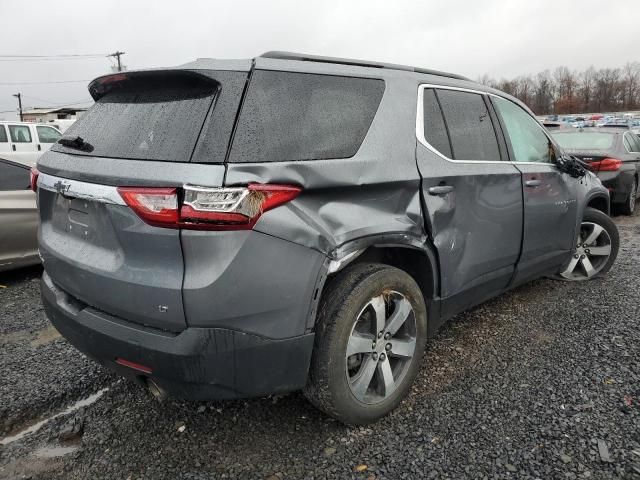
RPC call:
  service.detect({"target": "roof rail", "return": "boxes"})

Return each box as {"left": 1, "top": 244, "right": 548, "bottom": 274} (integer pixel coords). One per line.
{"left": 259, "top": 51, "right": 469, "bottom": 81}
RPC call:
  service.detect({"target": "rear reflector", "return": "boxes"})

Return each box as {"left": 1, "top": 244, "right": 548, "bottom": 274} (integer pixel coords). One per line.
{"left": 117, "top": 184, "right": 301, "bottom": 230}
{"left": 30, "top": 168, "right": 39, "bottom": 192}
{"left": 115, "top": 358, "right": 153, "bottom": 374}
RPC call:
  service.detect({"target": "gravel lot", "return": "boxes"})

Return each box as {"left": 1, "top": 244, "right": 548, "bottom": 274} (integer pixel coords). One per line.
{"left": 1, "top": 212, "right": 639, "bottom": 480}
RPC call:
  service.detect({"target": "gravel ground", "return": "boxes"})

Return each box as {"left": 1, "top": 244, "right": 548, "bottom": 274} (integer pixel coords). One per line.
{"left": 1, "top": 213, "right": 639, "bottom": 479}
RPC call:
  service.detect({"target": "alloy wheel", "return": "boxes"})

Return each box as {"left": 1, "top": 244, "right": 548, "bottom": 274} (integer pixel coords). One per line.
{"left": 560, "top": 221, "right": 612, "bottom": 280}
{"left": 345, "top": 291, "right": 417, "bottom": 404}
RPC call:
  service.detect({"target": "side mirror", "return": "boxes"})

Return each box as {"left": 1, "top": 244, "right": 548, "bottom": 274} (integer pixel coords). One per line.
{"left": 556, "top": 155, "right": 587, "bottom": 178}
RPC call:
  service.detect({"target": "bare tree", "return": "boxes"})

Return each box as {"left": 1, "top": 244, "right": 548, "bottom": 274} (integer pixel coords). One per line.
{"left": 481, "top": 63, "right": 637, "bottom": 115}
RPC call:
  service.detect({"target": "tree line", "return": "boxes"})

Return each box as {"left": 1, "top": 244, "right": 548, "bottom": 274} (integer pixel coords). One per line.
{"left": 478, "top": 62, "right": 640, "bottom": 115}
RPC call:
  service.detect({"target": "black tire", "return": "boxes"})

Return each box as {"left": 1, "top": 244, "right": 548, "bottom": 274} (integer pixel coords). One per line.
{"left": 556, "top": 207, "right": 619, "bottom": 281}
{"left": 304, "top": 263, "right": 427, "bottom": 425}
{"left": 618, "top": 177, "right": 637, "bottom": 216}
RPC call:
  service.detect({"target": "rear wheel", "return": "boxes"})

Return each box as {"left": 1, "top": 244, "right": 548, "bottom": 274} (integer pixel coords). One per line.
{"left": 304, "top": 263, "right": 427, "bottom": 425}
{"left": 558, "top": 207, "right": 619, "bottom": 281}
{"left": 618, "top": 177, "right": 637, "bottom": 216}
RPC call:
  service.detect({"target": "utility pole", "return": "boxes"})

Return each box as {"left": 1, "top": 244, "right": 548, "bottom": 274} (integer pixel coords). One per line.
{"left": 12, "top": 93, "right": 23, "bottom": 121}
{"left": 107, "top": 51, "right": 126, "bottom": 72}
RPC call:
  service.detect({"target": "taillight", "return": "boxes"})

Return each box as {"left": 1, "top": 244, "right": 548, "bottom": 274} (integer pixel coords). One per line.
{"left": 117, "top": 184, "right": 301, "bottom": 230}
{"left": 117, "top": 187, "right": 179, "bottom": 227}
{"left": 592, "top": 158, "right": 622, "bottom": 172}
{"left": 30, "top": 168, "right": 39, "bottom": 192}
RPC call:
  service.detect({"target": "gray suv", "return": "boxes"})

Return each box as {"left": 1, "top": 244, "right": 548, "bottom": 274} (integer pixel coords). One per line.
{"left": 35, "top": 52, "right": 619, "bottom": 424}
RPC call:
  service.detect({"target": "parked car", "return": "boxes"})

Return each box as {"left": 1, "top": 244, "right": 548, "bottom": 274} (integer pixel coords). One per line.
{"left": 552, "top": 128, "right": 640, "bottom": 215}
{"left": 0, "top": 121, "right": 62, "bottom": 167}
{"left": 0, "top": 158, "right": 38, "bottom": 272}
{"left": 35, "top": 52, "right": 618, "bottom": 425}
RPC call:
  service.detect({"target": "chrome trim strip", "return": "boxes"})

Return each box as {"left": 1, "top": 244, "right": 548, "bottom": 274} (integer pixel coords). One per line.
{"left": 415, "top": 84, "right": 558, "bottom": 167}
{"left": 37, "top": 172, "right": 126, "bottom": 205}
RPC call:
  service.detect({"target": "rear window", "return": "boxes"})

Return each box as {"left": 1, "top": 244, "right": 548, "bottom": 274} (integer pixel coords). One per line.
{"left": 229, "top": 71, "right": 385, "bottom": 163}
{"left": 53, "top": 72, "right": 218, "bottom": 162}
{"left": 552, "top": 132, "right": 615, "bottom": 150}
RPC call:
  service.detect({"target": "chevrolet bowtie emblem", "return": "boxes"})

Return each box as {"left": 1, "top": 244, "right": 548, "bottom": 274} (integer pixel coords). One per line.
{"left": 53, "top": 180, "right": 71, "bottom": 194}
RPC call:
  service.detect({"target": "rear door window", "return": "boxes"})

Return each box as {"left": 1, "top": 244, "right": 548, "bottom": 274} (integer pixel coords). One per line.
{"left": 9, "top": 125, "right": 32, "bottom": 143}
{"left": 53, "top": 72, "right": 219, "bottom": 162}
{"left": 422, "top": 89, "right": 452, "bottom": 158}
{"left": 623, "top": 133, "right": 640, "bottom": 152}
{"left": 436, "top": 90, "right": 501, "bottom": 161}
{"left": 229, "top": 71, "right": 385, "bottom": 162}
{"left": 36, "top": 125, "right": 62, "bottom": 143}
{"left": 0, "top": 125, "right": 7, "bottom": 142}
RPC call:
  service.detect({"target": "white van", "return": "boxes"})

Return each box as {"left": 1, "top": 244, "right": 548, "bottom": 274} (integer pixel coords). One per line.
{"left": 0, "top": 121, "right": 62, "bottom": 168}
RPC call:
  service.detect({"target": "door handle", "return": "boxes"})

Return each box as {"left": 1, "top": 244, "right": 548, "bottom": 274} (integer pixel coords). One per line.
{"left": 37, "top": 144, "right": 41, "bottom": 151}
{"left": 525, "top": 179, "right": 541, "bottom": 187}
{"left": 428, "top": 185, "right": 454, "bottom": 195}
{"left": 12, "top": 145, "right": 16, "bottom": 151}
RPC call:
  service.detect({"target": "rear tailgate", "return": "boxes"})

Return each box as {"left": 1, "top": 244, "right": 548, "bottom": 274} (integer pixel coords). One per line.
{"left": 37, "top": 68, "right": 247, "bottom": 332}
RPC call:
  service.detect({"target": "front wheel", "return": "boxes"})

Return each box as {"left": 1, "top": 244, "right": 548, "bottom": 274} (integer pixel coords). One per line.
{"left": 304, "top": 263, "right": 427, "bottom": 425}
{"left": 558, "top": 207, "right": 619, "bottom": 281}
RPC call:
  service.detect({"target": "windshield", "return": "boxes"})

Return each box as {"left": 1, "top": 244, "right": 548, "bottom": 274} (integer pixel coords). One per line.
{"left": 552, "top": 132, "right": 615, "bottom": 150}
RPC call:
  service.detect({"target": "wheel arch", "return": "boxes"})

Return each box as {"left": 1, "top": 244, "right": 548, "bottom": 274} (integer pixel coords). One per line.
{"left": 585, "top": 193, "right": 610, "bottom": 216}
{"left": 307, "top": 233, "right": 441, "bottom": 334}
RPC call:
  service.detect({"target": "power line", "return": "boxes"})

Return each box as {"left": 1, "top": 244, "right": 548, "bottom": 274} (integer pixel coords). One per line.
{"left": 0, "top": 53, "right": 108, "bottom": 58}
{"left": 0, "top": 57, "right": 106, "bottom": 62}
{"left": 0, "top": 79, "right": 90, "bottom": 85}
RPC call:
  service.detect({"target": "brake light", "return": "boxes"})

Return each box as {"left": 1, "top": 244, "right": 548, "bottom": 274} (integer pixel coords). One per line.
{"left": 117, "top": 184, "right": 301, "bottom": 230}
{"left": 30, "top": 168, "right": 39, "bottom": 192}
{"left": 592, "top": 158, "right": 622, "bottom": 171}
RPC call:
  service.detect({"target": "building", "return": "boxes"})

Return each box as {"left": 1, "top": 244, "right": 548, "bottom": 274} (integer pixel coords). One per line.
{"left": 21, "top": 107, "right": 88, "bottom": 123}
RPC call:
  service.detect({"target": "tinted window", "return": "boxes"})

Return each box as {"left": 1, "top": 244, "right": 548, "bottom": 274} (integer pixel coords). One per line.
{"left": 9, "top": 125, "right": 32, "bottom": 143}
{"left": 53, "top": 72, "right": 218, "bottom": 162}
{"left": 0, "top": 160, "right": 30, "bottom": 191}
{"left": 229, "top": 71, "right": 385, "bottom": 163}
{"left": 493, "top": 97, "right": 555, "bottom": 163}
{"left": 0, "top": 125, "right": 7, "bottom": 143}
{"left": 552, "top": 131, "right": 615, "bottom": 150}
{"left": 36, "top": 125, "right": 61, "bottom": 143}
{"left": 623, "top": 133, "right": 640, "bottom": 152}
{"left": 631, "top": 134, "right": 640, "bottom": 152}
{"left": 422, "top": 89, "right": 452, "bottom": 158}
{"left": 436, "top": 90, "right": 500, "bottom": 161}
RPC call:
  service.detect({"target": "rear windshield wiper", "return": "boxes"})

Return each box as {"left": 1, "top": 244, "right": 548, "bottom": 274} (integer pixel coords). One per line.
{"left": 58, "top": 135, "right": 94, "bottom": 152}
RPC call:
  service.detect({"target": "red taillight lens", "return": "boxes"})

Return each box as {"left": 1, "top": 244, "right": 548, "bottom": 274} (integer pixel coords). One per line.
{"left": 592, "top": 158, "right": 622, "bottom": 172}
{"left": 30, "top": 168, "right": 39, "bottom": 192}
{"left": 117, "top": 184, "right": 301, "bottom": 230}
{"left": 117, "top": 187, "right": 179, "bottom": 227}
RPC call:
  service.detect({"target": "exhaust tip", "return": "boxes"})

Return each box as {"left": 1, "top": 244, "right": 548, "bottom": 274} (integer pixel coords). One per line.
{"left": 146, "top": 378, "right": 167, "bottom": 403}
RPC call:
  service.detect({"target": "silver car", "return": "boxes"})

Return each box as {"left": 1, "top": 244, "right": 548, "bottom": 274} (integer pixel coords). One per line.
{"left": 0, "top": 158, "right": 38, "bottom": 272}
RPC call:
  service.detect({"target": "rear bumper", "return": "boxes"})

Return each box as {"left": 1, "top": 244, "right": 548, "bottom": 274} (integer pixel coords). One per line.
{"left": 42, "top": 272, "right": 315, "bottom": 400}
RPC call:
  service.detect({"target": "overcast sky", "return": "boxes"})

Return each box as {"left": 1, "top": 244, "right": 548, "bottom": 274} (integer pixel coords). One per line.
{"left": 1, "top": 0, "right": 638, "bottom": 120}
